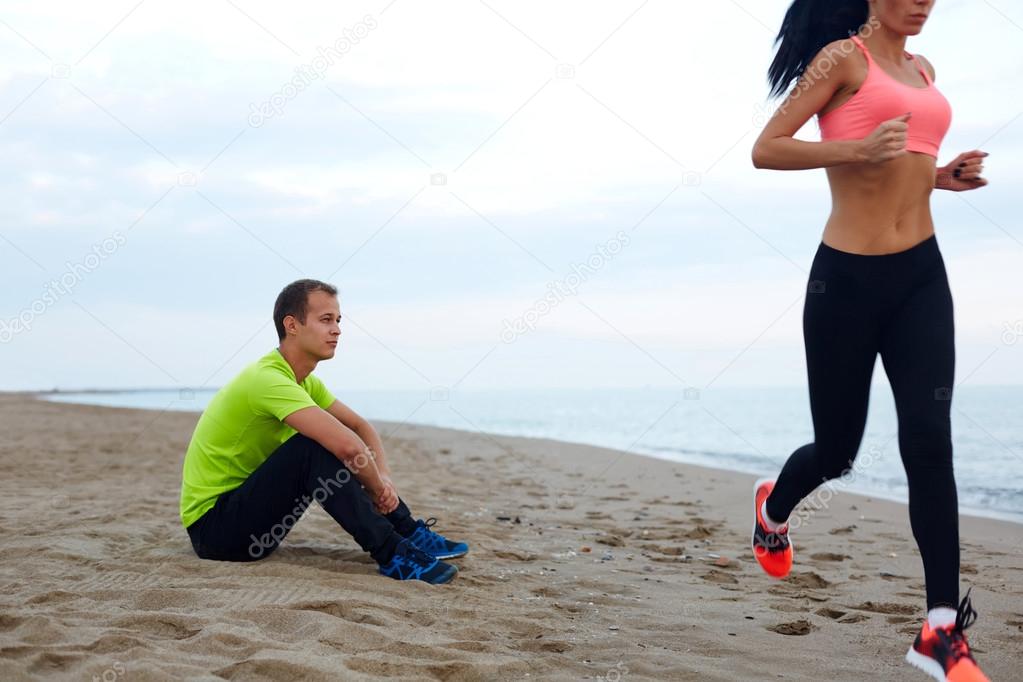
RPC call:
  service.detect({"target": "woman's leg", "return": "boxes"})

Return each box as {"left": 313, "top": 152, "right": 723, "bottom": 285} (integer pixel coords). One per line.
{"left": 766, "top": 249, "right": 882, "bottom": 523}
{"left": 879, "top": 262, "right": 958, "bottom": 611}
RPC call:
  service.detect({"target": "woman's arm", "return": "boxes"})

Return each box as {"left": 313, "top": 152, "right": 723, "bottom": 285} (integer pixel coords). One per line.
{"left": 752, "top": 39, "right": 909, "bottom": 170}
{"left": 916, "top": 55, "right": 990, "bottom": 192}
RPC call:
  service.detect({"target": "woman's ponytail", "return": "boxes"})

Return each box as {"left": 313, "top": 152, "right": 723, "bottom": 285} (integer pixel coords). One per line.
{"left": 767, "top": 0, "right": 870, "bottom": 98}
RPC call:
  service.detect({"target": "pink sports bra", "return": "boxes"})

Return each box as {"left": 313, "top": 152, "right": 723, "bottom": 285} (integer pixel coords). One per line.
{"left": 818, "top": 35, "right": 952, "bottom": 158}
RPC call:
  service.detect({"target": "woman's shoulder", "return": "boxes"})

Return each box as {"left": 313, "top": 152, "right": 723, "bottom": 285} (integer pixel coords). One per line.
{"left": 912, "top": 53, "right": 936, "bottom": 82}
{"left": 802, "top": 38, "right": 867, "bottom": 94}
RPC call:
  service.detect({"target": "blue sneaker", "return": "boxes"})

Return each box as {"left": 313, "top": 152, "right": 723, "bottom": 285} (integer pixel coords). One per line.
{"left": 378, "top": 538, "right": 457, "bottom": 584}
{"left": 406, "top": 517, "right": 469, "bottom": 560}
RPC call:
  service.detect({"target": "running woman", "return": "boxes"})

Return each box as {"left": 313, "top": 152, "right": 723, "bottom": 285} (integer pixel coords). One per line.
{"left": 749, "top": 1, "right": 989, "bottom": 680}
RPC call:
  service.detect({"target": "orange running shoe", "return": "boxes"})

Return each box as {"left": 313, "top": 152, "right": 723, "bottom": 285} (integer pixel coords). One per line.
{"left": 751, "top": 478, "right": 793, "bottom": 578}
{"left": 906, "top": 588, "right": 989, "bottom": 682}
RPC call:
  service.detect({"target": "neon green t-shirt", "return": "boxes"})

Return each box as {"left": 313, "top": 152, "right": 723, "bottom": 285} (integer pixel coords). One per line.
{"left": 179, "top": 347, "right": 336, "bottom": 527}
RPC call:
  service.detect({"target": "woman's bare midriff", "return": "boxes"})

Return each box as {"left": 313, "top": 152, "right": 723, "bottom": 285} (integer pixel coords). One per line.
{"left": 822, "top": 151, "right": 937, "bottom": 255}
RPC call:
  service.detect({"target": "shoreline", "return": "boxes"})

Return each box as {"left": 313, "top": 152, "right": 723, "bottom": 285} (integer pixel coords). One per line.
{"left": 23, "top": 391, "right": 1023, "bottom": 527}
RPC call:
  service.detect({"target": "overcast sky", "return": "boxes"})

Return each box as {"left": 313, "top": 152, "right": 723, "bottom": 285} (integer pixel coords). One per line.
{"left": 1, "top": 0, "right": 1021, "bottom": 393}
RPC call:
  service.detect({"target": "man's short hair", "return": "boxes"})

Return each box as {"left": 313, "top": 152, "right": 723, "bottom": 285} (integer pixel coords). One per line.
{"left": 273, "top": 279, "right": 338, "bottom": 342}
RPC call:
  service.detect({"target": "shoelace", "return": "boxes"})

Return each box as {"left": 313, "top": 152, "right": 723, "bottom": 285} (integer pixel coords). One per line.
{"left": 413, "top": 518, "right": 448, "bottom": 552}
{"left": 386, "top": 546, "right": 433, "bottom": 579}
{"left": 938, "top": 588, "right": 979, "bottom": 663}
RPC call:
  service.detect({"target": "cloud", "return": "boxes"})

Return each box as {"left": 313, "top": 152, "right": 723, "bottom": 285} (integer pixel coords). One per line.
{"left": 1, "top": 0, "right": 1021, "bottom": 390}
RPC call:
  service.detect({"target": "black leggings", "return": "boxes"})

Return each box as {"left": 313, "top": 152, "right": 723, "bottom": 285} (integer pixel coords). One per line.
{"left": 766, "top": 234, "right": 958, "bottom": 610}
{"left": 186, "top": 433, "right": 414, "bottom": 565}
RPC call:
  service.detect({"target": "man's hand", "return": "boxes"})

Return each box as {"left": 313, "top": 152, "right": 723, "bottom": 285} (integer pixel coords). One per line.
{"left": 374, "top": 478, "right": 399, "bottom": 514}
{"left": 936, "top": 149, "right": 989, "bottom": 191}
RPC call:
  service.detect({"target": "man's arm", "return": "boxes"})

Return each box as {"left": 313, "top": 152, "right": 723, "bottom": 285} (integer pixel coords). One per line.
{"left": 325, "top": 399, "right": 392, "bottom": 480}
{"left": 283, "top": 406, "right": 393, "bottom": 506}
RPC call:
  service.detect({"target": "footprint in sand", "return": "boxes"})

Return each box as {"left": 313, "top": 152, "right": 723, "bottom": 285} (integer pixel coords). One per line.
{"left": 293, "top": 600, "right": 433, "bottom": 627}
{"left": 28, "top": 652, "right": 85, "bottom": 675}
{"left": 640, "top": 543, "right": 687, "bottom": 557}
{"left": 848, "top": 601, "right": 917, "bottom": 615}
{"left": 111, "top": 613, "right": 201, "bottom": 640}
{"left": 815, "top": 608, "right": 846, "bottom": 620}
{"left": 701, "top": 569, "right": 738, "bottom": 585}
{"left": 838, "top": 613, "right": 869, "bottom": 624}
{"left": 770, "top": 601, "right": 811, "bottom": 614}
{"left": 516, "top": 639, "right": 574, "bottom": 654}
{"left": 786, "top": 572, "right": 830, "bottom": 589}
{"left": 683, "top": 525, "right": 716, "bottom": 540}
{"left": 493, "top": 549, "right": 538, "bottom": 561}
{"left": 0, "top": 614, "right": 24, "bottom": 632}
{"left": 767, "top": 619, "right": 816, "bottom": 635}
{"left": 829, "top": 525, "right": 856, "bottom": 535}
{"left": 809, "top": 552, "right": 849, "bottom": 562}
{"left": 767, "top": 586, "right": 829, "bottom": 602}
{"left": 880, "top": 572, "right": 911, "bottom": 582}
{"left": 595, "top": 534, "right": 626, "bottom": 547}
{"left": 442, "top": 640, "right": 492, "bottom": 654}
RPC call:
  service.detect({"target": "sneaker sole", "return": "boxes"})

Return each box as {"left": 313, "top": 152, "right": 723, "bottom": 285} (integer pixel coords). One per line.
{"left": 752, "top": 477, "right": 793, "bottom": 579}
{"left": 905, "top": 646, "right": 945, "bottom": 682}
{"left": 433, "top": 548, "right": 469, "bottom": 560}
{"left": 431, "top": 565, "right": 458, "bottom": 585}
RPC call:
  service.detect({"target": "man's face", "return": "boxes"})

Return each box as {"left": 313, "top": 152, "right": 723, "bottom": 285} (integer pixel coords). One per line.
{"left": 293, "top": 290, "right": 341, "bottom": 360}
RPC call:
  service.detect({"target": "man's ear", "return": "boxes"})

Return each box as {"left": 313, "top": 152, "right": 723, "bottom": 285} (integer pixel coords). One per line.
{"left": 283, "top": 314, "right": 297, "bottom": 336}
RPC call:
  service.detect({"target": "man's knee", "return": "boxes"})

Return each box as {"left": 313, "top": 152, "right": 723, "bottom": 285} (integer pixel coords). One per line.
{"left": 311, "top": 463, "right": 356, "bottom": 503}
{"left": 275, "top": 434, "right": 359, "bottom": 513}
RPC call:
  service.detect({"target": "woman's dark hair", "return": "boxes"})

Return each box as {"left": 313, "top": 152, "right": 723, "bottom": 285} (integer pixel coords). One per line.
{"left": 767, "top": 0, "right": 870, "bottom": 98}
{"left": 273, "top": 279, "right": 338, "bottom": 341}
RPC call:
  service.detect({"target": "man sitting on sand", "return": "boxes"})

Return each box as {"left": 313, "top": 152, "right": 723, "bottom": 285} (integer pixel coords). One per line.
{"left": 179, "top": 278, "right": 467, "bottom": 583}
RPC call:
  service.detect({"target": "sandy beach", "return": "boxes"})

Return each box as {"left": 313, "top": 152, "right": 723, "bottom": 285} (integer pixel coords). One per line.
{"left": 1, "top": 393, "right": 1021, "bottom": 681}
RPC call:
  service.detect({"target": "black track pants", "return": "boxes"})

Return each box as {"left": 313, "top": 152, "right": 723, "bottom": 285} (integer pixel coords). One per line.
{"left": 766, "top": 235, "right": 959, "bottom": 610}
{"left": 186, "top": 433, "right": 415, "bottom": 565}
